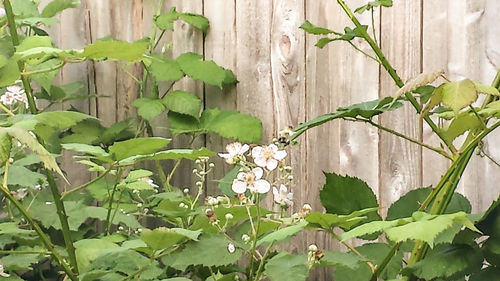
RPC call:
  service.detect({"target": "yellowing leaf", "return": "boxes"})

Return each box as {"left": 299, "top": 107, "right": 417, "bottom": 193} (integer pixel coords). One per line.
{"left": 441, "top": 79, "right": 477, "bottom": 114}
{"left": 394, "top": 70, "right": 443, "bottom": 99}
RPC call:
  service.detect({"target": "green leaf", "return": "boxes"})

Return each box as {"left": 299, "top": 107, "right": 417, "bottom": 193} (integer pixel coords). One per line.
{"left": 163, "top": 90, "right": 202, "bottom": 118}
{"left": 334, "top": 243, "right": 402, "bottom": 281}
{"left": 2, "top": 251, "right": 40, "bottom": 270}
{"left": 402, "top": 244, "right": 483, "bottom": 280}
{"left": 476, "top": 197, "right": 500, "bottom": 238}
{"left": 0, "top": 59, "right": 21, "bottom": 87}
{"left": 141, "top": 227, "right": 201, "bottom": 250}
{"left": 299, "top": 21, "right": 335, "bottom": 35}
{"left": 264, "top": 252, "right": 309, "bottom": 281}
{"left": 441, "top": 79, "right": 478, "bottom": 114}
{"left": 12, "top": 0, "right": 40, "bottom": 17}
{"left": 84, "top": 249, "right": 155, "bottom": 279}
{"left": 74, "top": 238, "right": 119, "bottom": 271}
{"left": 149, "top": 56, "right": 184, "bottom": 82}
{"left": 124, "top": 169, "right": 153, "bottom": 182}
{"left": 316, "top": 251, "right": 363, "bottom": 269}
{"left": 344, "top": 211, "right": 479, "bottom": 248}
{"left": 386, "top": 187, "right": 471, "bottom": 221}
{"left": 179, "top": 13, "right": 209, "bottom": 33}
{"left": 82, "top": 39, "right": 148, "bottom": 62}
{"left": 200, "top": 108, "right": 262, "bottom": 143}
{"left": 61, "top": 143, "right": 110, "bottom": 159}
{"left": 154, "top": 7, "right": 180, "bottom": 30}
{"left": 257, "top": 221, "right": 307, "bottom": 246}
{"left": 131, "top": 97, "right": 166, "bottom": 122}
{"left": 355, "top": 0, "right": 393, "bottom": 14}
{"left": 469, "top": 267, "right": 500, "bottom": 281}
{"left": 166, "top": 234, "right": 242, "bottom": 267}
{"left": 168, "top": 108, "right": 262, "bottom": 143}
{"left": 0, "top": 131, "right": 12, "bottom": 165}
{"left": 319, "top": 172, "right": 381, "bottom": 228}
{"left": 2, "top": 127, "right": 64, "bottom": 178}
{"left": 108, "top": 137, "right": 170, "bottom": 161}
{"left": 217, "top": 166, "right": 240, "bottom": 197}
{"left": 41, "top": 0, "right": 79, "bottom": 18}
{"left": 442, "top": 111, "right": 482, "bottom": 143}
{"left": 473, "top": 81, "right": 500, "bottom": 96}
{"left": 482, "top": 237, "right": 500, "bottom": 266}
{"left": 12, "top": 111, "right": 95, "bottom": 131}
{"left": 176, "top": 52, "right": 237, "bottom": 88}
{"left": 292, "top": 97, "right": 401, "bottom": 141}
{"left": 306, "top": 208, "right": 379, "bottom": 230}
{"left": 7, "top": 165, "right": 44, "bottom": 187}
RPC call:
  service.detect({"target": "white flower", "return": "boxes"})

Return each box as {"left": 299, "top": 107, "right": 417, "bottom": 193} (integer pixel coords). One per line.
{"left": 251, "top": 144, "right": 287, "bottom": 171}
{"left": 241, "top": 234, "right": 250, "bottom": 242}
{"left": 218, "top": 142, "right": 249, "bottom": 164}
{"left": 138, "top": 177, "right": 159, "bottom": 188}
{"left": 0, "top": 85, "right": 29, "bottom": 108}
{"left": 231, "top": 167, "right": 270, "bottom": 194}
{"left": 0, "top": 263, "right": 9, "bottom": 277}
{"left": 11, "top": 188, "right": 28, "bottom": 201}
{"left": 272, "top": 184, "right": 293, "bottom": 207}
{"left": 227, "top": 243, "right": 235, "bottom": 253}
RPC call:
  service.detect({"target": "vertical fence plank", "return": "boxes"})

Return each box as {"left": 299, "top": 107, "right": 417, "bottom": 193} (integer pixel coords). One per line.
{"left": 421, "top": 0, "right": 451, "bottom": 189}
{"left": 203, "top": 0, "right": 238, "bottom": 196}
{"left": 302, "top": 1, "right": 341, "bottom": 279}
{"left": 169, "top": 0, "right": 205, "bottom": 191}
{"left": 270, "top": 0, "right": 306, "bottom": 253}
{"left": 234, "top": 0, "right": 274, "bottom": 208}
{"left": 379, "top": 1, "right": 422, "bottom": 216}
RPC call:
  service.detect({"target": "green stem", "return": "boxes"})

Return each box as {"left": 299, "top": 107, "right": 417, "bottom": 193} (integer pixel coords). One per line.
{"left": 46, "top": 171, "right": 79, "bottom": 275}
{"left": 1, "top": 162, "right": 78, "bottom": 281}
{"left": 60, "top": 166, "right": 112, "bottom": 200}
{"left": 336, "top": 0, "right": 457, "bottom": 155}
{"left": 254, "top": 242, "right": 273, "bottom": 281}
{"left": 359, "top": 118, "right": 452, "bottom": 160}
{"left": 370, "top": 243, "right": 399, "bottom": 281}
{"left": 0, "top": 250, "right": 49, "bottom": 255}
{"left": 105, "top": 167, "right": 124, "bottom": 234}
{"left": 3, "top": 0, "right": 37, "bottom": 114}
{"left": 0, "top": 103, "right": 14, "bottom": 116}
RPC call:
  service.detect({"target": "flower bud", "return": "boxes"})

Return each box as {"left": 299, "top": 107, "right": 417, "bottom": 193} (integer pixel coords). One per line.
{"left": 192, "top": 169, "right": 198, "bottom": 174}
{"left": 183, "top": 188, "right": 190, "bottom": 194}
{"left": 308, "top": 244, "right": 318, "bottom": 252}
{"left": 179, "top": 203, "right": 185, "bottom": 208}
{"left": 209, "top": 163, "right": 215, "bottom": 168}
{"left": 225, "top": 213, "right": 233, "bottom": 220}
{"left": 242, "top": 234, "right": 250, "bottom": 243}
{"left": 137, "top": 203, "right": 143, "bottom": 208}
{"left": 227, "top": 243, "right": 236, "bottom": 253}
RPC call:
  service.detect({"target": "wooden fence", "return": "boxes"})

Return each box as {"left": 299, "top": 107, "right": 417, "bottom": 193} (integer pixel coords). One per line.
{"left": 46, "top": 0, "right": 500, "bottom": 276}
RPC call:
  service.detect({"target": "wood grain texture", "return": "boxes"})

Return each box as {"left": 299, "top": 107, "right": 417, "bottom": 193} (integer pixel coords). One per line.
{"left": 379, "top": 1, "right": 423, "bottom": 216}
{"left": 203, "top": 0, "right": 238, "bottom": 196}
{"left": 421, "top": 0, "right": 451, "bottom": 189}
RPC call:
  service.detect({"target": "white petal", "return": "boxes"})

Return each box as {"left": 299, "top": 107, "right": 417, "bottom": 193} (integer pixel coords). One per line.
{"left": 240, "top": 144, "right": 250, "bottom": 154}
{"left": 252, "top": 146, "right": 263, "bottom": 158}
{"left": 254, "top": 180, "right": 270, "bottom": 194}
{"left": 232, "top": 180, "right": 247, "bottom": 194}
{"left": 268, "top": 144, "right": 278, "bottom": 152}
{"left": 274, "top": 150, "right": 287, "bottom": 160}
{"left": 254, "top": 156, "right": 267, "bottom": 168}
{"left": 218, "top": 152, "right": 231, "bottom": 159}
{"left": 279, "top": 184, "right": 288, "bottom": 193}
{"left": 266, "top": 159, "right": 278, "bottom": 171}
{"left": 252, "top": 167, "right": 263, "bottom": 179}
{"left": 226, "top": 142, "right": 241, "bottom": 155}
{"left": 272, "top": 186, "right": 279, "bottom": 197}
{"left": 237, "top": 172, "right": 246, "bottom": 181}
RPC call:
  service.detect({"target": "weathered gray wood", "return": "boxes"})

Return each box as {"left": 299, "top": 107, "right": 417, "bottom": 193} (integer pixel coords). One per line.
{"left": 203, "top": 0, "right": 238, "bottom": 196}
{"left": 379, "top": 1, "right": 423, "bottom": 216}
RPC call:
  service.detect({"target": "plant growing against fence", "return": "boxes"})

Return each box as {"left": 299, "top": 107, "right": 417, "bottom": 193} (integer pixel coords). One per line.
{"left": 0, "top": 0, "right": 499, "bottom": 281}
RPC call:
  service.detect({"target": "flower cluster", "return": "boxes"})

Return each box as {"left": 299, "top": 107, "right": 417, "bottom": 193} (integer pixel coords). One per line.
{"left": 0, "top": 85, "right": 29, "bottom": 108}
{"left": 219, "top": 138, "right": 294, "bottom": 210}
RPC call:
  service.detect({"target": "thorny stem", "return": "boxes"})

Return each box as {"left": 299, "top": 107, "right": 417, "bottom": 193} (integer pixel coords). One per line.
{"left": 336, "top": 0, "right": 457, "bottom": 155}
{"left": 4, "top": 1, "right": 79, "bottom": 277}
{"left": 326, "top": 229, "right": 376, "bottom": 272}
{"left": 0, "top": 161, "right": 78, "bottom": 281}
{"left": 349, "top": 118, "right": 452, "bottom": 160}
